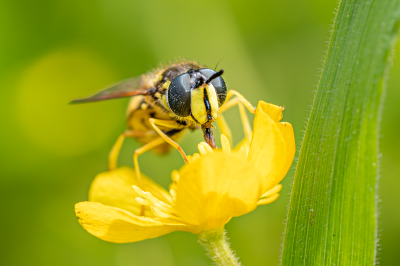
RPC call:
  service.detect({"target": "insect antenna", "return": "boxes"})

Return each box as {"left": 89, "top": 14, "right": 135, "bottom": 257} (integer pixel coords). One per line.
{"left": 205, "top": 69, "right": 224, "bottom": 84}
{"left": 214, "top": 59, "right": 222, "bottom": 71}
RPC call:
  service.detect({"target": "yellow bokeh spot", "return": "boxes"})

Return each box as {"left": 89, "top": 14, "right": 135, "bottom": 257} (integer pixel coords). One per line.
{"left": 16, "top": 48, "right": 123, "bottom": 156}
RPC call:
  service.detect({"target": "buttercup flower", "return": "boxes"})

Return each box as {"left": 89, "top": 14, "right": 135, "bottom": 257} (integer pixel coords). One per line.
{"left": 75, "top": 101, "right": 295, "bottom": 245}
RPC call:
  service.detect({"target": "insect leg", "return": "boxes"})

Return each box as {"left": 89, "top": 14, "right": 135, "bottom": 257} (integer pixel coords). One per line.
{"left": 131, "top": 137, "right": 165, "bottom": 216}
{"left": 218, "top": 97, "right": 253, "bottom": 143}
{"left": 223, "top": 90, "right": 256, "bottom": 114}
{"left": 108, "top": 134, "right": 125, "bottom": 171}
{"left": 133, "top": 137, "right": 165, "bottom": 187}
{"left": 238, "top": 102, "right": 252, "bottom": 142}
{"left": 218, "top": 97, "right": 241, "bottom": 113}
{"left": 216, "top": 114, "right": 233, "bottom": 147}
{"left": 108, "top": 130, "right": 158, "bottom": 171}
{"left": 148, "top": 118, "right": 189, "bottom": 164}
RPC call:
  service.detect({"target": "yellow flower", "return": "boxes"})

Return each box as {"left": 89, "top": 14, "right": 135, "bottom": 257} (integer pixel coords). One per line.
{"left": 75, "top": 101, "right": 295, "bottom": 243}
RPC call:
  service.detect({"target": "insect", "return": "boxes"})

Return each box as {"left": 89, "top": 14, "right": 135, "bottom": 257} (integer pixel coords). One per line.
{"left": 71, "top": 60, "right": 256, "bottom": 181}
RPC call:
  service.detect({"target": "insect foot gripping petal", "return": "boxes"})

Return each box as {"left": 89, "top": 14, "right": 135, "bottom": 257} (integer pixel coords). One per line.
{"left": 201, "top": 124, "right": 216, "bottom": 149}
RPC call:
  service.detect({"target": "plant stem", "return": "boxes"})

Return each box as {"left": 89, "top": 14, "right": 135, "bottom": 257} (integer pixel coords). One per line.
{"left": 198, "top": 228, "right": 240, "bottom": 266}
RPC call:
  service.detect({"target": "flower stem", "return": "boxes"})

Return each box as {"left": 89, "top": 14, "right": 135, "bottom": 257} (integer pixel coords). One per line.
{"left": 198, "top": 228, "right": 240, "bottom": 266}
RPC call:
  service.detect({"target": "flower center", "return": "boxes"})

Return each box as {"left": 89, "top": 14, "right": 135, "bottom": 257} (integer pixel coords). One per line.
{"left": 132, "top": 133, "right": 283, "bottom": 219}
{"left": 132, "top": 185, "right": 184, "bottom": 221}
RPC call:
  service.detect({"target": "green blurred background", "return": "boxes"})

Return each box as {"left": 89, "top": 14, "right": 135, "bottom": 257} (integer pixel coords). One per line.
{"left": 1, "top": 0, "right": 399, "bottom": 265}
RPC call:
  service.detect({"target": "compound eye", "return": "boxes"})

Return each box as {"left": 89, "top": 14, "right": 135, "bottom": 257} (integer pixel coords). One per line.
{"left": 167, "top": 73, "right": 191, "bottom": 117}
{"left": 199, "top": 68, "right": 227, "bottom": 106}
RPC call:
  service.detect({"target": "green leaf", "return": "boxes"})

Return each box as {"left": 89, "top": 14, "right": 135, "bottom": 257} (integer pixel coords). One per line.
{"left": 281, "top": 1, "right": 400, "bottom": 265}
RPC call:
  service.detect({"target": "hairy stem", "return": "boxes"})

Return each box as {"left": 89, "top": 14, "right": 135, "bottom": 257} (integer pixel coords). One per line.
{"left": 198, "top": 228, "right": 240, "bottom": 266}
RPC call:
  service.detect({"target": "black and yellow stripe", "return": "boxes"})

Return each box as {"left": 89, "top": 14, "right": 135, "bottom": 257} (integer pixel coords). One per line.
{"left": 190, "top": 84, "right": 219, "bottom": 124}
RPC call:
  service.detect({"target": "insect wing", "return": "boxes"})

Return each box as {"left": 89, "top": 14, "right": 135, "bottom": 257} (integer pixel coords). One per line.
{"left": 70, "top": 75, "right": 149, "bottom": 104}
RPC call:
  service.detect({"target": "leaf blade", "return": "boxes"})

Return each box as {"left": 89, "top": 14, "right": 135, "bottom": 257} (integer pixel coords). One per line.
{"left": 281, "top": 0, "right": 400, "bottom": 265}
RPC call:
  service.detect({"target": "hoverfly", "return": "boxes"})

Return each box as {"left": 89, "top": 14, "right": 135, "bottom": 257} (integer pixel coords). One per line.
{"left": 71, "top": 60, "right": 256, "bottom": 180}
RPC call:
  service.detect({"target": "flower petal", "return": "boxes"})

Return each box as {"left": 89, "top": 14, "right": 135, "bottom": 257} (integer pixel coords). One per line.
{"left": 174, "top": 152, "right": 262, "bottom": 231}
{"left": 89, "top": 167, "right": 172, "bottom": 217}
{"left": 75, "top": 202, "right": 199, "bottom": 243}
{"left": 248, "top": 101, "right": 295, "bottom": 192}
